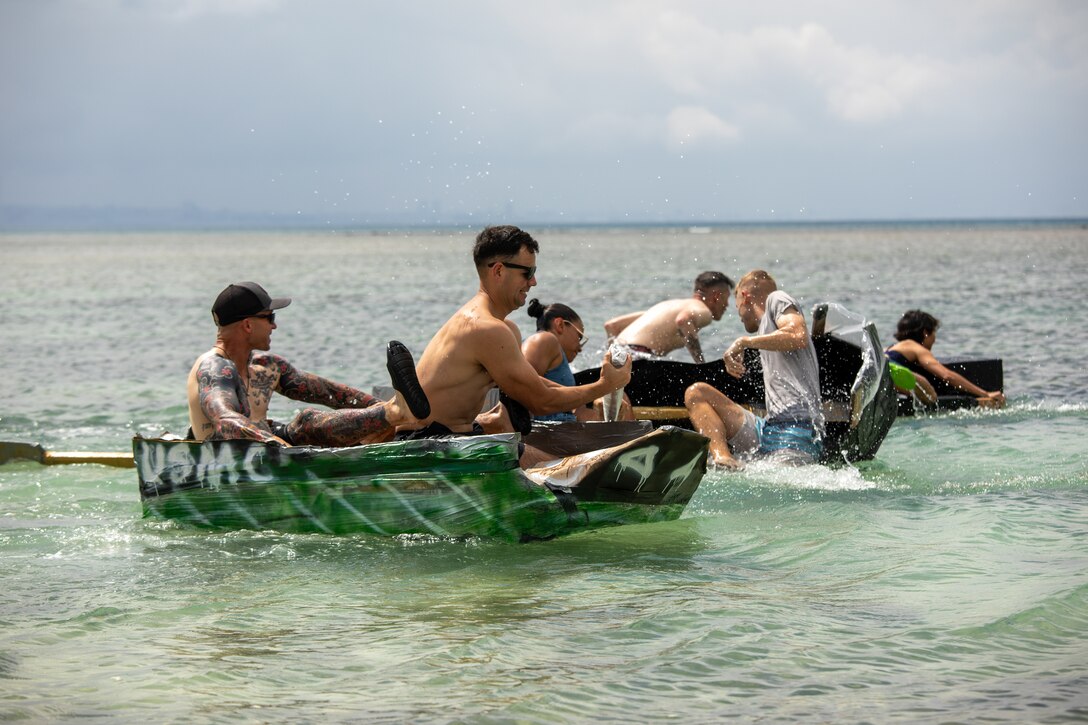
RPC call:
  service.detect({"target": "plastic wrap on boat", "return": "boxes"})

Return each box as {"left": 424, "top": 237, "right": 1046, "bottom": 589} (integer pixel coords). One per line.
{"left": 134, "top": 428, "right": 708, "bottom": 541}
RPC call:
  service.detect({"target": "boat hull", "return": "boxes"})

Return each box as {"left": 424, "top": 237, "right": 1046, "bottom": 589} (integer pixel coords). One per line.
{"left": 576, "top": 303, "right": 898, "bottom": 463}
{"left": 134, "top": 427, "right": 708, "bottom": 541}
{"left": 895, "top": 357, "right": 1004, "bottom": 415}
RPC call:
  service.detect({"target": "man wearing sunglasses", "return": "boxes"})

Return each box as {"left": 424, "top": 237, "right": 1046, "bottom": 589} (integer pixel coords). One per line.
{"left": 604, "top": 271, "right": 734, "bottom": 363}
{"left": 400, "top": 225, "right": 631, "bottom": 460}
{"left": 186, "top": 281, "right": 429, "bottom": 446}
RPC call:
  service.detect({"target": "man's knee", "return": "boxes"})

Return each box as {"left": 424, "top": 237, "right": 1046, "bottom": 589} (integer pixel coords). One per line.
{"left": 684, "top": 382, "right": 719, "bottom": 407}
{"left": 285, "top": 408, "right": 323, "bottom": 444}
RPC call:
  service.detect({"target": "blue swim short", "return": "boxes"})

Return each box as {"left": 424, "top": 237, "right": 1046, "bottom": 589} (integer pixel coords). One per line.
{"left": 729, "top": 410, "right": 823, "bottom": 465}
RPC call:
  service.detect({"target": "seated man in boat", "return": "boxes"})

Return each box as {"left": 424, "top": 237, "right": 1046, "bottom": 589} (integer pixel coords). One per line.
{"left": 886, "top": 310, "right": 1005, "bottom": 408}
{"left": 522, "top": 297, "right": 634, "bottom": 422}
{"left": 187, "top": 281, "right": 431, "bottom": 446}
{"left": 602, "top": 271, "right": 733, "bottom": 363}
{"left": 683, "top": 270, "right": 824, "bottom": 469}
{"left": 399, "top": 225, "right": 631, "bottom": 462}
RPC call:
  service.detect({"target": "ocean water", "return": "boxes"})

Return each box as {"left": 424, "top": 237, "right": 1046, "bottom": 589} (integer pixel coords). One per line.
{"left": 1, "top": 222, "right": 1087, "bottom": 722}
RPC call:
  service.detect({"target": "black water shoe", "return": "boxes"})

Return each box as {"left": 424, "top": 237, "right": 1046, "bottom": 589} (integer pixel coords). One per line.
{"left": 386, "top": 341, "right": 430, "bottom": 420}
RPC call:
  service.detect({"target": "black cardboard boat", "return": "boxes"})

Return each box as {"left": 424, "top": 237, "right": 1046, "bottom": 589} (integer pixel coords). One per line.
{"left": 892, "top": 357, "right": 1004, "bottom": 416}
{"left": 575, "top": 303, "right": 899, "bottom": 464}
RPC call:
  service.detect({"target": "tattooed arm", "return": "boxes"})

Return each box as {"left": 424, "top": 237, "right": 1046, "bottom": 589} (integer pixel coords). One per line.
{"left": 195, "top": 355, "right": 283, "bottom": 443}
{"left": 254, "top": 352, "right": 378, "bottom": 409}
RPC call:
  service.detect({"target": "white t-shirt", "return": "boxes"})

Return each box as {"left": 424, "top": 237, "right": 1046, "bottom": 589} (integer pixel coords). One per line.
{"left": 758, "top": 290, "right": 824, "bottom": 434}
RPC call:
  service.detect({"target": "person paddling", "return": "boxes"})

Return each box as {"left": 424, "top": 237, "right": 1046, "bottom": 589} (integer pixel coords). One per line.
{"left": 187, "top": 281, "right": 429, "bottom": 446}
{"left": 885, "top": 309, "right": 1005, "bottom": 408}
{"left": 522, "top": 298, "right": 633, "bottom": 422}
{"left": 399, "top": 225, "right": 631, "bottom": 465}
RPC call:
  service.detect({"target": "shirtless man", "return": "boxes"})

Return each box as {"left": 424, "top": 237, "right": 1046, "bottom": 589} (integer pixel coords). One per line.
{"left": 187, "top": 281, "right": 428, "bottom": 446}
{"left": 603, "top": 271, "right": 733, "bottom": 362}
{"left": 684, "top": 270, "right": 824, "bottom": 469}
{"left": 400, "top": 225, "right": 631, "bottom": 452}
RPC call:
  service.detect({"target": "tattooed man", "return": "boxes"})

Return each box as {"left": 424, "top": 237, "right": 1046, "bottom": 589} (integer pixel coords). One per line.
{"left": 186, "top": 281, "right": 427, "bottom": 446}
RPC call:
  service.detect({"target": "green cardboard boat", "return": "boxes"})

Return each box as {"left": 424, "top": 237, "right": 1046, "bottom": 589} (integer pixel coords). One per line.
{"left": 134, "top": 423, "right": 709, "bottom": 542}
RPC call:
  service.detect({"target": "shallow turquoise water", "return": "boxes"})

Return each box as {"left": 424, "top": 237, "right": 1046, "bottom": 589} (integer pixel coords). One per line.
{"left": 2, "top": 223, "right": 1087, "bottom": 722}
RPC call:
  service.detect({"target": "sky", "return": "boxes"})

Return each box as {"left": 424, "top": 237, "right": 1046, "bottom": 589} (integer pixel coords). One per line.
{"left": 1, "top": 0, "right": 1086, "bottom": 227}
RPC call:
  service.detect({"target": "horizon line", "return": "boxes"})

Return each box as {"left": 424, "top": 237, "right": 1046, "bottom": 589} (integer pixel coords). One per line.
{"left": 1, "top": 204, "right": 1086, "bottom": 234}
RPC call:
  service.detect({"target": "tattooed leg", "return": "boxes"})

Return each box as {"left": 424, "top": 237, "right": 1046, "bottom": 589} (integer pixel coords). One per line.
{"left": 287, "top": 406, "right": 392, "bottom": 447}
{"left": 285, "top": 392, "right": 417, "bottom": 446}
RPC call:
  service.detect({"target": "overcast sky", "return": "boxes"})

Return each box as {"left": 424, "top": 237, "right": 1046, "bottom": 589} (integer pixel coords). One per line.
{"left": 2, "top": 0, "right": 1086, "bottom": 225}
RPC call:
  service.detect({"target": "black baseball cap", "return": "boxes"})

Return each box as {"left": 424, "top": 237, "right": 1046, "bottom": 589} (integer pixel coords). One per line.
{"left": 211, "top": 282, "right": 292, "bottom": 326}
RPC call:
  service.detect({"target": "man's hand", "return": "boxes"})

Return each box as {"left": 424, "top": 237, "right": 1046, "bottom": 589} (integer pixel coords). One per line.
{"left": 600, "top": 349, "right": 633, "bottom": 391}
{"left": 723, "top": 338, "right": 747, "bottom": 378}
{"left": 476, "top": 403, "right": 514, "bottom": 434}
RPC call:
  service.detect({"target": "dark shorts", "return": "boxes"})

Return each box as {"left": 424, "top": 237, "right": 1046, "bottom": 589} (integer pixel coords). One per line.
{"left": 394, "top": 421, "right": 523, "bottom": 457}
{"left": 394, "top": 421, "right": 485, "bottom": 441}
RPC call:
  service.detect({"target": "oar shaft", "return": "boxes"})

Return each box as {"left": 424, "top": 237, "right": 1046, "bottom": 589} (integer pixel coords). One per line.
{"left": 1, "top": 441, "right": 135, "bottom": 468}
{"left": 41, "top": 451, "right": 135, "bottom": 468}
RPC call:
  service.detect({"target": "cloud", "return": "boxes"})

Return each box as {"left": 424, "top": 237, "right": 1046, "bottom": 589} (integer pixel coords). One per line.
{"left": 1, "top": 0, "right": 1085, "bottom": 221}
{"left": 665, "top": 106, "right": 740, "bottom": 149}
{"left": 645, "top": 15, "right": 949, "bottom": 125}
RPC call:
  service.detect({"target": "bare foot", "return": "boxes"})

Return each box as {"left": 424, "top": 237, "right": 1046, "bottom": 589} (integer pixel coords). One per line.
{"left": 709, "top": 455, "right": 745, "bottom": 471}
{"left": 708, "top": 443, "right": 744, "bottom": 470}
{"left": 384, "top": 390, "right": 417, "bottom": 428}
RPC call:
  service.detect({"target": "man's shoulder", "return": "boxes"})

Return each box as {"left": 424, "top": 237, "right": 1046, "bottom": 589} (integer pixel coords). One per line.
{"left": 767, "top": 289, "right": 794, "bottom": 303}
{"left": 194, "top": 349, "right": 230, "bottom": 371}
{"left": 436, "top": 302, "right": 517, "bottom": 355}
{"left": 250, "top": 351, "right": 289, "bottom": 368}
{"left": 193, "top": 351, "right": 240, "bottom": 382}
{"left": 767, "top": 290, "right": 802, "bottom": 315}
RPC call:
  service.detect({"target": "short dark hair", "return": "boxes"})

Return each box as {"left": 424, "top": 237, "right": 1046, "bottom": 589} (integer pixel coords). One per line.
{"left": 527, "top": 298, "right": 580, "bottom": 332}
{"left": 694, "top": 271, "right": 734, "bottom": 293}
{"left": 472, "top": 225, "right": 540, "bottom": 269}
{"left": 894, "top": 310, "right": 941, "bottom": 343}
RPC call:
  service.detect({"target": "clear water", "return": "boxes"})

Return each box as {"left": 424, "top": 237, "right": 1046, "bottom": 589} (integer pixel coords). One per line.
{"left": 2, "top": 222, "right": 1087, "bottom": 722}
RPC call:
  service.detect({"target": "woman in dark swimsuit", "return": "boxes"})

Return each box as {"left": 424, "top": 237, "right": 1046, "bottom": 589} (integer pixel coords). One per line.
{"left": 885, "top": 310, "right": 1005, "bottom": 408}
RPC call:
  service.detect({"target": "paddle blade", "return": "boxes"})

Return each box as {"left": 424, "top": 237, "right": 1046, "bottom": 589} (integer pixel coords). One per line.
{"left": 0, "top": 441, "right": 46, "bottom": 465}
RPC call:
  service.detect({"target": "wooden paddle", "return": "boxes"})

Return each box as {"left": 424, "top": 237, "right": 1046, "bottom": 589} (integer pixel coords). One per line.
{"left": 0, "top": 441, "right": 134, "bottom": 468}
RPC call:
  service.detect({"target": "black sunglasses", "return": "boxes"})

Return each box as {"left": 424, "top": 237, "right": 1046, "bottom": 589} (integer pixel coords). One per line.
{"left": 252, "top": 312, "right": 276, "bottom": 323}
{"left": 490, "top": 261, "right": 537, "bottom": 279}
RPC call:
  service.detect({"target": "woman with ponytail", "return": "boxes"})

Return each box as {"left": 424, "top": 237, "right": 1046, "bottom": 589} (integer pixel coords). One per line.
{"left": 522, "top": 298, "right": 632, "bottom": 422}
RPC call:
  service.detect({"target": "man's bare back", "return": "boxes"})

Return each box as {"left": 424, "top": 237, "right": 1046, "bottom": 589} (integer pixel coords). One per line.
{"left": 605, "top": 271, "right": 733, "bottom": 363}
{"left": 613, "top": 298, "right": 714, "bottom": 358}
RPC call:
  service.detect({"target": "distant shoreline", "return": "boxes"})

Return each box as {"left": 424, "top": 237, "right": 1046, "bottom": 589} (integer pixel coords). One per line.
{"left": 1, "top": 206, "right": 1085, "bottom": 235}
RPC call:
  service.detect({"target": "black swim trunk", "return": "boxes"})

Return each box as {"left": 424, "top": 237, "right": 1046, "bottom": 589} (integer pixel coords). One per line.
{"left": 394, "top": 421, "right": 524, "bottom": 457}
{"left": 394, "top": 421, "right": 485, "bottom": 441}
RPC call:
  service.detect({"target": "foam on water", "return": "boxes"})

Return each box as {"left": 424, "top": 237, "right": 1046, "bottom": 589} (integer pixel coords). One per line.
{"left": 711, "top": 457, "right": 877, "bottom": 492}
